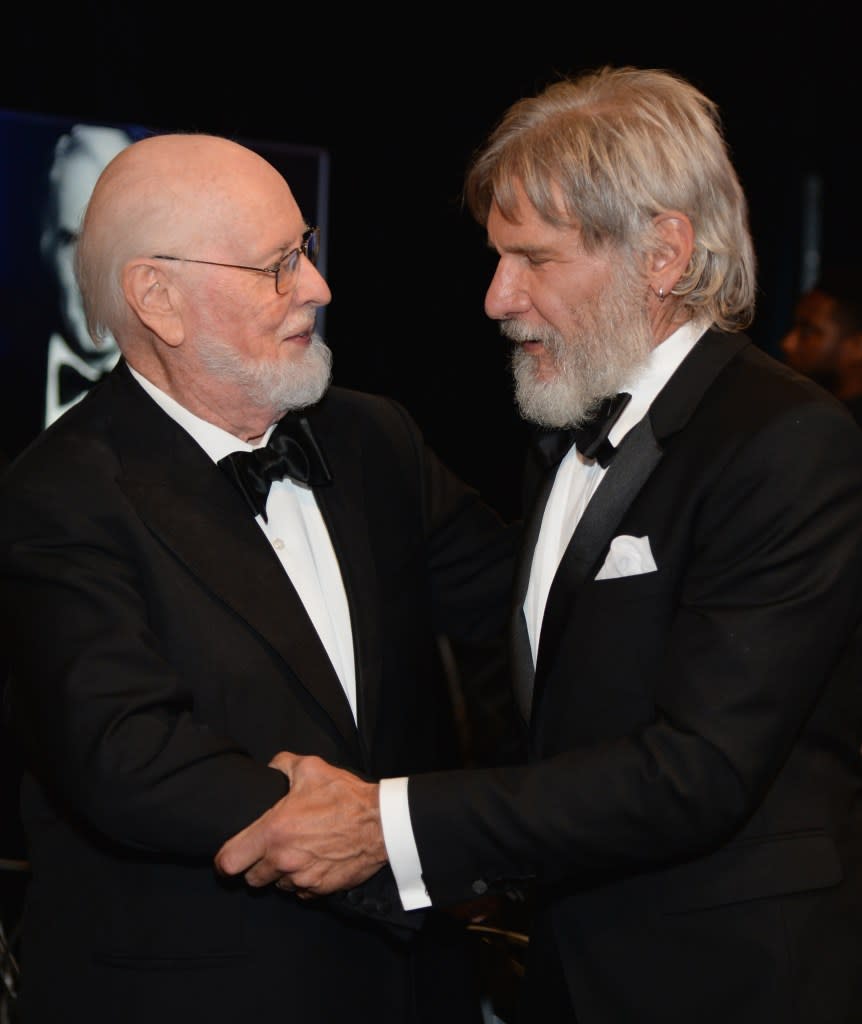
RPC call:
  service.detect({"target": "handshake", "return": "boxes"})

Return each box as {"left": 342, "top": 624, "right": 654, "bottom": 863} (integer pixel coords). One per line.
{"left": 215, "top": 751, "right": 387, "bottom": 897}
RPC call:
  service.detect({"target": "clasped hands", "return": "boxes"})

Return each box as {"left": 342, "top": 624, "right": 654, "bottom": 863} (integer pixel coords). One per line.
{"left": 215, "top": 752, "right": 386, "bottom": 897}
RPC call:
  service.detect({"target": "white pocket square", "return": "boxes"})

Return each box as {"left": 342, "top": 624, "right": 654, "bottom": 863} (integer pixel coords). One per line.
{"left": 595, "top": 534, "right": 658, "bottom": 580}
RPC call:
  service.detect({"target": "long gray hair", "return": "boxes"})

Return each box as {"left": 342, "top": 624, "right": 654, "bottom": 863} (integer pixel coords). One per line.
{"left": 464, "top": 65, "right": 756, "bottom": 332}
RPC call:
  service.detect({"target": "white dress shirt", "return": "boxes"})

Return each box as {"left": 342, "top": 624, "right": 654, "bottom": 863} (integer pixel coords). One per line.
{"left": 127, "top": 366, "right": 357, "bottom": 721}
{"left": 379, "top": 319, "right": 709, "bottom": 910}
{"left": 523, "top": 319, "right": 704, "bottom": 664}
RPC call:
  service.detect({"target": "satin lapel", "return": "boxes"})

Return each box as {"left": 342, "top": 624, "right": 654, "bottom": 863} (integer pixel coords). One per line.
{"left": 533, "top": 329, "right": 749, "bottom": 712}
{"left": 533, "top": 416, "right": 663, "bottom": 704}
{"left": 511, "top": 467, "right": 556, "bottom": 722}
{"left": 305, "top": 405, "right": 382, "bottom": 758}
{"left": 109, "top": 365, "right": 359, "bottom": 750}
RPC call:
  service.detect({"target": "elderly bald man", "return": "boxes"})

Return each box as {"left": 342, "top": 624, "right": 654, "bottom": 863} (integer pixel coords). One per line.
{"left": 0, "top": 132, "right": 517, "bottom": 1024}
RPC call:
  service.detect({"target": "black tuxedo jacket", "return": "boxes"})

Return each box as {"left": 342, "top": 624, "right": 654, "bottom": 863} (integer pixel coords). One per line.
{"left": 409, "top": 330, "right": 862, "bottom": 1023}
{"left": 0, "top": 361, "right": 517, "bottom": 1024}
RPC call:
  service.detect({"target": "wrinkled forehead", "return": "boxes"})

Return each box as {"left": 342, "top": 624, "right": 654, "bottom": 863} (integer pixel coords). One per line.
{"left": 98, "top": 140, "right": 305, "bottom": 256}
{"left": 487, "top": 177, "right": 574, "bottom": 236}
{"left": 188, "top": 167, "right": 304, "bottom": 253}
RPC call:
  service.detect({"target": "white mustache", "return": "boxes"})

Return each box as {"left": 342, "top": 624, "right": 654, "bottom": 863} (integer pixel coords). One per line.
{"left": 500, "top": 319, "right": 560, "bottom": 355}
{"left": 500, "top": 319, "right": 544, "bottom": 345}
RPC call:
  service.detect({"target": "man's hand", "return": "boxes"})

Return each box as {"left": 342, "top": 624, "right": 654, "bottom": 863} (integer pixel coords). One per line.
{"left": 214, "top": 752, "right": 387, "bottom": 895}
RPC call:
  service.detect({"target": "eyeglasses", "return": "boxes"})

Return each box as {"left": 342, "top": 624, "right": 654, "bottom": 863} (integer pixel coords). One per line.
{"left": 151, "top": 226, "right": 320, "bottom": 295}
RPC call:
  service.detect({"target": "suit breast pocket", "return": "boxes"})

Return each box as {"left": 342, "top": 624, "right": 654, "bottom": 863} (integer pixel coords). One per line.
{"left": 566, "top": 567, "right": 673, "bottom": 697}
{"left": 591, "top": 564, "right": 667, "bottom": 599}
{"left": 536, "top": 569, "right": 676, "bottom": 744}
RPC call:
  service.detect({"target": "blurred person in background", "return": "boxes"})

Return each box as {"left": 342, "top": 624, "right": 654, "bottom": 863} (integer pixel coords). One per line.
{"left": 780, "top": 262, "right": 862, "bottom": 425}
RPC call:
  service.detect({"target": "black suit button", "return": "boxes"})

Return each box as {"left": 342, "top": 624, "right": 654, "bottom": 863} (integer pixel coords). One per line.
{"left": 345, "top": 889, "right": 363, "bottom": 906}
{"left": 471, "top": 879, "right": 489, "bottom": 895}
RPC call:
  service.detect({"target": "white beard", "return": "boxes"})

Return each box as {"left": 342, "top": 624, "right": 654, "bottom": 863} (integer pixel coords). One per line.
{"left": 199, "top": 332, "right": 333, "bottom": 413}
{"left": 504, "top": 260, "right": 653, "bottom": 428}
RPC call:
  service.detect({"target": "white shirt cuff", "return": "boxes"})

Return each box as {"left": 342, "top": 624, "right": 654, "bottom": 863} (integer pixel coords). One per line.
{"left": 378, "top": 776, "right": 431, "bottom": 910}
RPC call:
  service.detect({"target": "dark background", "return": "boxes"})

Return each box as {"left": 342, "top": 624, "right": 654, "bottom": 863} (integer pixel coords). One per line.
{"left": 2, "top": 8, "right": 860, "bottom": 520}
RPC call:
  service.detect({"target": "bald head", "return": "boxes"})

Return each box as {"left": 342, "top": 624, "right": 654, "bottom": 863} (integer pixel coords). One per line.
{"left": 70, "top": 131, "right": 332, "bottom": 439}
{"left": 75, "top": 133, "right": 304, "bottom": 349}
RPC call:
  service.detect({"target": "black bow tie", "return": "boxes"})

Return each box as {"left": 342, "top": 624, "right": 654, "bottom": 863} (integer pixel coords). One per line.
{"left": 535, "top": 392, "right": 632, "bottom": 469}
{"left": 218, "top": 413, "right": 332, "bottom": 521}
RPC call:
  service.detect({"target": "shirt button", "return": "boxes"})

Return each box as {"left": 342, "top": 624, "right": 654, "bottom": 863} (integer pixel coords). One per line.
{"left": 273, "top": 537, "right": 285, "bottom": 550}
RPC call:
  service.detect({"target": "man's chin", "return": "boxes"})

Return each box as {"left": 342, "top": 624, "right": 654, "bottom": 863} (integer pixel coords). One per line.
{"left": 514, "top": 381, "right": 574, "bottom": 428}
{"left": 513, "top": 364, "right": 617, "bottom": 427}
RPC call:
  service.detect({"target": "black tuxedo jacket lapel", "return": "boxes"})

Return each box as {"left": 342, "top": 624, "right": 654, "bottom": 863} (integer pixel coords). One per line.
{"left": 110, "top": 363, "right": 360, "bottom": 752}
{"left": 532, "top": 416, "right": 663, "bottom": 709}
{"left": 303, "top": 401, "right": 383, "bottom": 756}
{"left": 532, "top": 330, "right": 750, "bottom": 713}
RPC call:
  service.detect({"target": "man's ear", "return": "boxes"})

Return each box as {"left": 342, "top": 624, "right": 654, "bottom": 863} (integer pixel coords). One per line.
{"left": 648, "top": 211, "right": 695, "bottom": 299}
{"left": 123, "top": 261, "right": 184, "bottom": 347}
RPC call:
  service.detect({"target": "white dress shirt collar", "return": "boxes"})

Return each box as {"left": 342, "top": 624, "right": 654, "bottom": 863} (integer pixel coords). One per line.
{"left": 608, "top": 318, "right": 709, "bottom": 448}
{"left": 126, "top": 363, "right": 273, "bottom": 459}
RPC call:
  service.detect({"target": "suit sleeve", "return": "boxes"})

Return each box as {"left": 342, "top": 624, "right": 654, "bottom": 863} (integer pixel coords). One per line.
{"left": 0, "top": 455, "right": 289, "bottom": 858}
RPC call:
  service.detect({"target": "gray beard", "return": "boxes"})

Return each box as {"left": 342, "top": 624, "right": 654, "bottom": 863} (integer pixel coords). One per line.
{"left": 504, "top": 264, "right": 653, "bottom": 428}
{"left": 200, "top": 332, "right": 333, "bottom": 413}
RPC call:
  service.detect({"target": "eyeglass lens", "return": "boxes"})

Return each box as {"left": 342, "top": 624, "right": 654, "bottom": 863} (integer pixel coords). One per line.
{"left": 276, "top": 228, "right": 319, "bottom": 294}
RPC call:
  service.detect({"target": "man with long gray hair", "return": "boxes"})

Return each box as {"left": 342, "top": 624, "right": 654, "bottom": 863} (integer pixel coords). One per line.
{"left": 217, "top": 67, "right": 862, "bottom": 1024}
